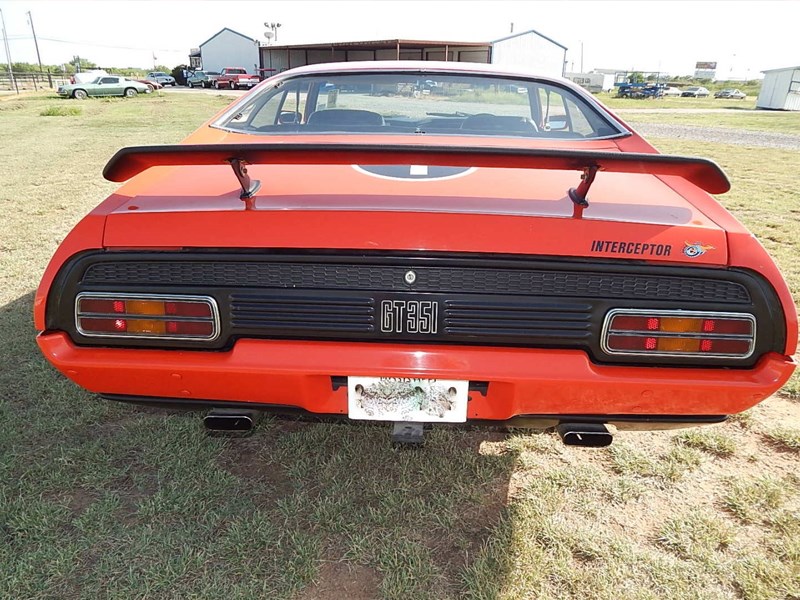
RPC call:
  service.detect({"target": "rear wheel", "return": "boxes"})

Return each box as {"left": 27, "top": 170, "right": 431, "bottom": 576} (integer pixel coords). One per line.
{"left": 214, "top": 81, "right": 220, "bottom": 89}
{"left": 232, "top": 82, "right": 238, "bottom": 90}
{"left": 188, "top": 81, "right": 194, "bottom": 88}
{"left": 123, "top": 87, "right": 137, "bottom": 98}
{"left": 146, "top": 83, "right": 155, "bottom": 92}
{"left": 73, "top": 89, "right": 87, "bottom": 100}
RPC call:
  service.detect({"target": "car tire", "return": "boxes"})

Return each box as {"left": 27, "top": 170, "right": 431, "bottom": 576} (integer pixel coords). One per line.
{"left": 188, "top": 81, "right": 194, "bottom": 88}
{"left": 124, "top": 87, "right": 137, "bottom": 98}
{"left": 146, "top": 83, "right": 155, "bottom": 92}
{"left": 73, "top": 89, "right": 88, "bottom": 100}
{"left": 232, "top": 82, "right": 238, "bottom": 90}
{"left": 214, "top": 81, "right": 219, "bottom": 89}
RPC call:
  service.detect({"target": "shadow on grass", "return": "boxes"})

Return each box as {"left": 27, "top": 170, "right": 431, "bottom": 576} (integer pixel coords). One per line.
{"left": 0, "top": 291, "right": 520, "bottom": 599}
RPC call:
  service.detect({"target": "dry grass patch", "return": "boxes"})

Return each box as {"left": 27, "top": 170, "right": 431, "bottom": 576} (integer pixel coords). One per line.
{"left": 763, "top": 427, "right": 800, "bottom": 452}
{"left": 674, "top": 429, "right": 737, "bottom": 457}
{"left": 657, "top": 511, "right": 735, "bottom": 562}
{"left": 722, "top": 476, "right": 790, "bottom": 524}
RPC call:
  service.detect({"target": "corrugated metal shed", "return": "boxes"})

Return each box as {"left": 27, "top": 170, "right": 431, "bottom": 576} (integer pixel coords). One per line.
{"left": 260, "top": 39, "right": 491, "bottom": 73}
{"left": 757, "top": 66, "right": 800, "bottom": 111}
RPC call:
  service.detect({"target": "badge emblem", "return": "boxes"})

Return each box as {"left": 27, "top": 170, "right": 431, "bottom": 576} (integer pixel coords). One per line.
{"left": 683, "top": 241, "right": 715, "bottom": 258}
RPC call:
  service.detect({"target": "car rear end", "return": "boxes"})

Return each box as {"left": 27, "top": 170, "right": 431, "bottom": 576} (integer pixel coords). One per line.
{"left": 34, "top": 63, "right": 797, "bottom": 443}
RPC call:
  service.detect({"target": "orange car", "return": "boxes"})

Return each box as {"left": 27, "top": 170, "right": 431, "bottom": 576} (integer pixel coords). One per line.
{"left": 35, "top": 62, "right": 797, "bottom": 445}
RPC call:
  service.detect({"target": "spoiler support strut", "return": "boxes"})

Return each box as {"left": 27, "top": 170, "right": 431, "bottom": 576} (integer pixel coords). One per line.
{"left": 227, "top": 158, "right": 261, "bottom": 208}
{"left": 568, "top": 165, "right": 598, "bottom": 208}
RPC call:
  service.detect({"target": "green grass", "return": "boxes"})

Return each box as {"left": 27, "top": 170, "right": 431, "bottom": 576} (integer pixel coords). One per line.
{"left": 623, "top": 109, "right": 800, "bottom": 135}
{"left": 39, "top": 105, "right": 82, "bottom": 117}
{"left": 1, "top": 91, "right": 800, "bottom": 599}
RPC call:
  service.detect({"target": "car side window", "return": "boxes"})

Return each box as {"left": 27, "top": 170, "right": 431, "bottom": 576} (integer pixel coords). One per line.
{"left": 101, "top": 77, "right": 118, "bottom": 84}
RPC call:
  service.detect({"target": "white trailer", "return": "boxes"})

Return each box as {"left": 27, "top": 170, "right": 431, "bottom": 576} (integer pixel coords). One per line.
{"left": 564, "top": 72, "right": 615, "bottom": 93}
{"left": 757, "top": 66, "right": 800, "bottom": 111}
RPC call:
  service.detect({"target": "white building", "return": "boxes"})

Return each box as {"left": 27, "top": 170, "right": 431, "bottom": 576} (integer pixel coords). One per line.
{"left": 190, "top": 28, "right": 259, "bottom": 73}
{"left": 757, "top": 66, "right": 800, "bottom": 111}
{"left": 490, "top": 29, "right": 567, "bottom": 77}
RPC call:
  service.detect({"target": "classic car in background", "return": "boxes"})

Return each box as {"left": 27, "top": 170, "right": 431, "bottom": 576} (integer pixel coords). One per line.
{"left": 187, "top": 70, "right": 221, "bottom": 88}
{"left": 37, "top": 62, "right": 796, "bottom": 445}
{"left": 57, "top": 76, "right": 152, "bottom": 99}
{"left": 145, "top": 71, "right": 176, "bottom": 86}
{"left": 681, "top": 86, "right": 710, "bottom": 97}
{"left": 133, "top": 78, "right": 163, "bottom": 92}
{"left": 714, "top": 88, "right": 747, "bottom": 99}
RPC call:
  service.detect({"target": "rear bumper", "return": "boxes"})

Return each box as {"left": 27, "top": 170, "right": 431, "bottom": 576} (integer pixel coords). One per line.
{"left": 37, "top": 332, "right": 796, "bottom": 420}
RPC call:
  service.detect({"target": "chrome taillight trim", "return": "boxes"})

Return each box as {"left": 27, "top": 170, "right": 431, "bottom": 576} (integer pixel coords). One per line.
{"left": 75, "top": 292, "right": 221, "bottom": 342}
{"left": 601, "top": 308, "right": 756, "bottom": 360}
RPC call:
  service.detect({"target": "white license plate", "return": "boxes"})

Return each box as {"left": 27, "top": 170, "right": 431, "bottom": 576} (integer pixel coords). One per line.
{"left": 348, "top": 377, "right": 468, "bottom": 423}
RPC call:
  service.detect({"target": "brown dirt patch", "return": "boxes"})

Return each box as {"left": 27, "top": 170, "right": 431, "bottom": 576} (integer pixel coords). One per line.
{"left": 300, "top": 560, "right": 381, "bottom": 600}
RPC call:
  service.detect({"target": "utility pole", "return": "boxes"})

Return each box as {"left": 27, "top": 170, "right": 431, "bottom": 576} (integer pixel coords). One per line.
{"left": 27, "top": 11, "right": 49, "bottom": 88}
{"left": 26, "top": 11, "right": 43, "bottom": 73}
{"left": 580, "top": 41, "right": 584, "bottom": 73}
{"left": 0, "top": 7, "right": 17, "bottom": 94}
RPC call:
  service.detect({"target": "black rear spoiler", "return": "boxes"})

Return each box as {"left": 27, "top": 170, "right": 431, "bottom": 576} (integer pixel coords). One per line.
{"left": 103, "top": 143, "right": 730, "bottom": 205}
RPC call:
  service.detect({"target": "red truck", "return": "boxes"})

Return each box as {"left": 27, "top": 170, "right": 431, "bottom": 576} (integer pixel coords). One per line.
{"left": 213, "top": 67, "right": 259, "bottom": 90}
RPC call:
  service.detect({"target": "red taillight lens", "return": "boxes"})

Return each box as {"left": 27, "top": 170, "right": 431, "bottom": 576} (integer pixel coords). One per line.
{"left": 604, "top": 310, "right": 755, "bottom": 359}
{"left": 76, "top": 294, "right": 218, "bottom": 340}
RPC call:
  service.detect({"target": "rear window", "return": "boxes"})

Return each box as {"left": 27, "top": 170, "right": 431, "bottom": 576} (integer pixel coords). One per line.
{"left": 214, "top": 71, "right": 625, "bottom": 140}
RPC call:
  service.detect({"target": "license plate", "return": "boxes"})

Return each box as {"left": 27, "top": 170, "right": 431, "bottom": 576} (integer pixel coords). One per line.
{"left": 348, "top": 377, "right": 468, "bottom": 423}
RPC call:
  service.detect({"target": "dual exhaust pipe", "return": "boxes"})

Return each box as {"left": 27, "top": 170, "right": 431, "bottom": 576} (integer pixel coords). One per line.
{"left": 556, "top": 423, "right": 614, "bottom": 447}
{"left": 203, "top": 409, "right": 260, "bottom": 434}
{"left": 203, "top": 410, "right": 614, "bottom": 447}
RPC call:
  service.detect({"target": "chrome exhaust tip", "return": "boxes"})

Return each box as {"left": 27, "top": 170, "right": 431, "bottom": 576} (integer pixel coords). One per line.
{"left": 556, "top": 423, "right": 613, "bottom": 447}
{"left": 203, "top": 409, "right": 260, "bottom": 435}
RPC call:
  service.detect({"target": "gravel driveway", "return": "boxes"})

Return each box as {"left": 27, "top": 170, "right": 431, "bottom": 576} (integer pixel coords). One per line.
{"left": 631, "top": 123, "right": 800, "bottom": 150}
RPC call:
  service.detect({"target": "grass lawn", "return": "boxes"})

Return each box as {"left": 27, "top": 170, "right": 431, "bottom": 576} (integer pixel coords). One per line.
{"left": 1, "top": 91, "right": 799, "bottom": 599}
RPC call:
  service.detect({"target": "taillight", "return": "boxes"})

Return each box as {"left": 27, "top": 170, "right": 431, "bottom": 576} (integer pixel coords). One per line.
{"left": 76, "top": 293, "right": 219, "bottom": 341}
{"left": 602, "top": 310, "right": 755, "bottom": 359}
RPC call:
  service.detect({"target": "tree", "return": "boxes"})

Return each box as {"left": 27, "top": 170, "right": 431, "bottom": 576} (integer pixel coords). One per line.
{"left": 171, "top": 64, "right": 189, "bottom": 85}
{"left": 70, "top": 56, "right": 98, "bottom": 72}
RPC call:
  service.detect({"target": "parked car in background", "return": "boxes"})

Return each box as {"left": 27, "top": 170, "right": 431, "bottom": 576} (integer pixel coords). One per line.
{"left": 57, "top": 76, "right": 151, "bottom": 99}
{"left": 681, "top": 86, "right": 710, "bottom": 97}
{"left": 714, "top": 88, "right": 747, "bottom": 99}
{"left": 146, "top": 71, "right": 176, "bottom": 86}
{"left": 37, "top": 61, "right": 796, "bottom": 446}
{"left": 661, "top": 86, "right": 682, "bottom": 97}
{"left": 187, "top": 70, "right": 221, "bottom": 88}
{"left": 214, "top": 67, "right": 259, "bottom": 90}
{"left": 134, "top": 79, "right": 163, "bottom": 92}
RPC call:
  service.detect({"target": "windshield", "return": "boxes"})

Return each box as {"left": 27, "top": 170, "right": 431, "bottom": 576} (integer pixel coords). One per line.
{"left": 214, "top": 71, "right": 625, "bottom": 140}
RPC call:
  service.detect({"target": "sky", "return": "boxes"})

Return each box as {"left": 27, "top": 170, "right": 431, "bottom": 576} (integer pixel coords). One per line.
{"left": 0, "top": 0, "right": 797, "bottom": 78}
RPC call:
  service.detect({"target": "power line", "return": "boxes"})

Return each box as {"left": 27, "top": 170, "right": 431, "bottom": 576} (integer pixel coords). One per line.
{"left": 6, "top": 34, "right": 184, "bottom": 53}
